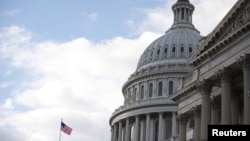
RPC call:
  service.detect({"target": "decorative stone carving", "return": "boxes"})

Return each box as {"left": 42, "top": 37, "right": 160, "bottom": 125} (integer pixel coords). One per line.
{"left": 197, "top": 80, "right": 213, "bottom": 95}
{"left": 176, "top": 113, "right": 189, "bottom": 123}
{"left": 238, "top": 54, "right": 250, "bottom": 70}
{"left": 216, "top": 67, "right": 232, "bottom": 83}
{"left": 191, "top": 105, "right": 201, "bottom": 116}
{"left": 229, "top": 6, "right": 250, "bottom": 37}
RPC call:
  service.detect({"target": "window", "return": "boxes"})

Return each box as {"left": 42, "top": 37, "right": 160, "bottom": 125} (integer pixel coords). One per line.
{"left": 172, "top": 44, "right": 176, "bottom": 53}
{"left": 189, "top": 47, "right": 192, "bottom": 53}
{"left": 181, "top": 8, "right": 184, "bottom": 20}
{"left": 180, "top": 47, "right": 184, "bottom": 53}
{"left": 140, "top": 85, "right": 144, "bottom": 99}
{"left": 133, "top": 88, "right": 137, "bottom": 101}
{"left": 157, "top": 49, "right": 160, "bottom": 55}
{"left": 180, "top": 43, "right": 184, "bottom": 53}
{"left": 128, "top": 90, "right": 131, "bottom": 103}
{"left": 169, "top": 81, "right": 173, "bottom": 95}
{"left": 172, "top": 47, "right": 176, "bottom": 53}
{"left": 158, "top": 82, "right": 163, "bottom": 96}
{"left": 164, "top": 47, "right": 168, "bottom": 54}
{"left": 149, "top": 83, "right": 153, "bottom": 98}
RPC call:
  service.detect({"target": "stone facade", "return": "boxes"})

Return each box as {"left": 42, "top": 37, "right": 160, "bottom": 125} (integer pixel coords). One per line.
{"left": 109, "top": 0, "right": 250, "bottom": 141}
{"left": 170, "top": 0, "right": 250, "bottom": 141}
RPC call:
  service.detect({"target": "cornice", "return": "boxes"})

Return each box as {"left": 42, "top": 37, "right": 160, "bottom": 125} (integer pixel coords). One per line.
{"left": 190, "top": 0, "right": 250, "bottom": 67}
{"left": 170, "top": 81, "right": 197, "bottom": 102}
{"left": 109, "top": 101, "right": 177, "bottom": 125}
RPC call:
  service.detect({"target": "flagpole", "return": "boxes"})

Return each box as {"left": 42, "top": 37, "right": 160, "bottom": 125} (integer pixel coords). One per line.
{"left": 59, "top": 118, "right": 63, "bottom": 141}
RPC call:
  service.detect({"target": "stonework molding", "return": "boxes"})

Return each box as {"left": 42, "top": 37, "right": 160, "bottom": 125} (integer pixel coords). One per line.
{"left": 216, "top": 67, "right": 232, "bottom": 83}
{"left": 237, "top": 53, "right": 250, "bottom": 70}
{"left": 197, "top": 80, "right": 213, "bottom": 95}
{"left": 191, "top": 105, "right": 201, "bottom": 116}
{"left": 190, "top": 0, "right": 250, "bottom": 67}
{"left": 176, "top": 113, "right": 189, "bottom": 123}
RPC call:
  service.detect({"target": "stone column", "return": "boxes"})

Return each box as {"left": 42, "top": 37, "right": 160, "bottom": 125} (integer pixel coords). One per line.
{"left": 113, "top": 124, "right": 118, "bottom": 141}
{"left": 146, "top": 114, "right": 150, "bottom": 141}
{"left": 158, "top": 113, "right": 164, "bottom": 141}
{"left": 177, "top": 114, "right": 188, "bottom": 141}
{"left": 111, "top": 127, "right": 114, "bottom": 141}
{"left": 149, "top": 119, "right": 154, "bottom": 141}
{"left": 231, "top": 91, "right": 240, "bottom": 124}
{"left": 118, "top": 121, "right": 122, "bottom": 141}
{"left": 239, "top": 54, "right": 250, "bottom": 124}
{"left": 172, "top": 112, "right": 177, "bottom": 139}
{"left": 211, "top": 97, "right": 221, "bottom": 124}
{"left": 219, "top": 68, "right": 232, "bottom": 124}
{"left": 192, "top": 105, "right": 201, "bottom": 141}
{"left": 134, "top": 116, "right": 139, "bottom": 141}
{"left": 140, "top": 120, "right": 145, "bottom": 141}
{"left": 198, "top": 80, "right": 212, "bottom": 141}
{"left": 125, "top": 118, "right": 130, "bottom": 141}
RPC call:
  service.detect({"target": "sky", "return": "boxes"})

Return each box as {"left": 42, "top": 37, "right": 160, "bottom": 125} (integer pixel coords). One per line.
{"left": 0, "top": 0, "right": 237, "bottom": 141}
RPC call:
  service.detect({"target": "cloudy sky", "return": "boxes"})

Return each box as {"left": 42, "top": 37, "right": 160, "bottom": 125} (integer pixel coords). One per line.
{"left": 0, "top": 0, "right": 237, "bottom": 141}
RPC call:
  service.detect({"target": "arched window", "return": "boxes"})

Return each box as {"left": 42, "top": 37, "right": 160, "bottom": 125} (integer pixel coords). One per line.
{"left": 133, "top": 88, "right": 137, "bottom": 102}
{"left": 151, "top": 51, "right": 154, "bottom": 56}
{"left": 149, "top": 83, "right": 153, "bottom": 98}
{"left": 169, "top": 81, "right": 173, "bottom": 95}
{"left": 157, "top": 49, "right": 160, "bottom": 55}
{"left": 189, "top": 47, "right": 193, "bottom": 53}
{"left": 164, "top": 47, "right": 168, "bottom": 54}
{"left": 140, "top": 85, "right": 144, "bottom": 99}
{"left": 128, "top": 90, "right": 131, "bottom": 103}
{"left": 180, "top": 47, "right": 184, "bottom": 53}
{"left": 172, "top": 47, "right": 176, "bottom": 53}
{"left": 158, "top": 82, "right": 163, "bottom": 96}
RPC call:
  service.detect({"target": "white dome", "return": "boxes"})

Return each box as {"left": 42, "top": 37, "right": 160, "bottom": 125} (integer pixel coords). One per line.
{"left": 136, "top": 26, "right": 202, "bottom": 71}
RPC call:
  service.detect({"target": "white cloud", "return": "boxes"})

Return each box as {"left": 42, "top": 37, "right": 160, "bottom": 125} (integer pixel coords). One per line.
{"left": 2, "top": 98, "right": 14, "bottom": 110}
{"left": 4, "top": 9, "right": 20, "bottom": 16}
{"left": 0, "top": 0, "right": 238, "bottom": 141}
{"left": 130, "top": 0, "right": 237, "bottom": 36}
{"left": 0, "top": 26, "right": 160, "bottom": 141}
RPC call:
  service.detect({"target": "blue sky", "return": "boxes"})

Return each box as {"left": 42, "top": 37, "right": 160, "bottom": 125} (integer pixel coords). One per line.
{"left": 0, "top": 0, "right": 237, "bottom": 141}
{"left": 0, "top": 0, "right": 165, "bottom": 42}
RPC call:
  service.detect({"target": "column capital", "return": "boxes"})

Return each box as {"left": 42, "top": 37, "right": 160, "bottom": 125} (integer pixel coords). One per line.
{"left": 191, "top": 105, "right": 201, "bottom": 116}
{"left": 177, "top": 113, "right": 189, "bottom": 123}
{"left": 237, "top": 53, "right": 250, "bottom": 70}
{"left": 216, "top": 67, "right": 232, "bottom": 82}
{"left": 197, "top": 79, "right": 213, "bottom": 94}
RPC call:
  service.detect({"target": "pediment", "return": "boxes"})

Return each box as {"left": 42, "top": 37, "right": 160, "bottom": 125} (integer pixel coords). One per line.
{"left": 190, "top": 0, "right": 250, "bottom": 66}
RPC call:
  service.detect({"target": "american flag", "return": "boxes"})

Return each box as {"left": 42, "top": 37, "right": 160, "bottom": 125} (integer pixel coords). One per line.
{"left": 61, "top": 121, "right": 73, "bottom": 135}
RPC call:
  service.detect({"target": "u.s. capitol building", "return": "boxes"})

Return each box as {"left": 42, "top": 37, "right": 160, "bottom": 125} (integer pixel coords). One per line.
{"left": 109, "top": 0, "right": 250, "bottom": 141}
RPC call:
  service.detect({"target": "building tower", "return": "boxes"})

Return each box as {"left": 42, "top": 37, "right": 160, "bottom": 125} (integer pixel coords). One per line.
{"left": 109, "top": 0, "right": 202, "bottom": 141}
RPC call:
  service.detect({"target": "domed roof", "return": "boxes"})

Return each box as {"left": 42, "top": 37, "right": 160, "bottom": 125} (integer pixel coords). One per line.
{"left": 136, "top": 0, "right": 202, "bottom": 72}
{"left": 136, "top": 27, "right": 202, "bottom": 71}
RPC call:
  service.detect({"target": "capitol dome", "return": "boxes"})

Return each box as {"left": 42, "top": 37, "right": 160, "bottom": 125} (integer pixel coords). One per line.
{"left": 136, "top": 0, "right": 202, "bottom": 73}
{"left": 137, "top": 27, "right": 202, "bottom": 71}
{"left": 110, "top": 0, "right": 203, "bottom": 141}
